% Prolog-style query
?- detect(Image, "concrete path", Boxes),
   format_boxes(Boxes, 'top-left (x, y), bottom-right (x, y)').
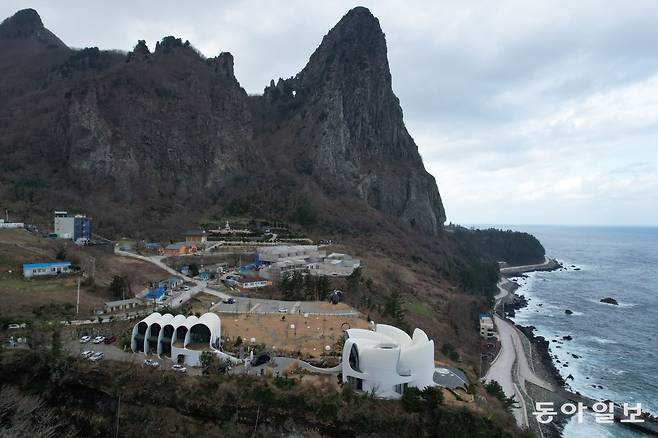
top-left (272, 356), bottom-right (341, 375)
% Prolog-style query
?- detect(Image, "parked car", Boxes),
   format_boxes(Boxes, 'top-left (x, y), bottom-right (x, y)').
top-left (182, 286), bottom-right (190, 291)
top-left (251, 353), bottom-right (271, 367)
top-left (143, 359), bottom-right (159, 368)
top-left (92, 336), bottom-right (105, 344)
top-left (80, 350), bottom-right (94, 359)
top-left (278, 307), bottom-right (288, 313)
top-left (104, 336), bottom-right (116, 344)
top-left (222, 297), bottom-right (236, 304)
top-left (79, 335), bottom-right (92, 344)
top-left (89, 352), bottom-right (104, 362)
top-left (172, 364), bottom-right (187, 373)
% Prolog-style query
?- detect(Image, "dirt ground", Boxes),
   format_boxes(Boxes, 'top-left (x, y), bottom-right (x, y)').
top-left (0, 229), bottom-right (168, 320)
top-left (220, 312), bottom-right (369, 359)
top-left (0, 275), bottom-right (105, 320)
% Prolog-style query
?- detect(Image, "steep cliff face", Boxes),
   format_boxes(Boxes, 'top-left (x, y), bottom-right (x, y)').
top-left (260, 8), bottom-right (446, 234)
top-left (0, 7), bottom-right (445, 236)
top-left (59, 38), bottom-right (258, 205)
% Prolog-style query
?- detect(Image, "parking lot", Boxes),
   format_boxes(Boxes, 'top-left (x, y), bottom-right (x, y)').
top-left (64, 332), bottom-right (201, 375)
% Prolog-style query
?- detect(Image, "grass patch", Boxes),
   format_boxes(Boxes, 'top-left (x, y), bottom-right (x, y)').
top-left (405, 300), bottom-right (432, 317)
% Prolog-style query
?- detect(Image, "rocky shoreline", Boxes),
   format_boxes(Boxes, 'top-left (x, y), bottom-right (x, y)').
top-left (500, 261), bottom-right (578, 437)
top-left (503, 262), bottom-right (587, 394)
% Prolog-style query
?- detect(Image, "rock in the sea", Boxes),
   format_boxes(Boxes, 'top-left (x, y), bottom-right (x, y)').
top-left (600, 297), bottom-right (619, 305)
top-left (574, 267), bottom-right (581, 270)
top-left (567, 374), bottom-right (574, 380)
top-left (562, 335), bottom-right (573, 341)
top-left (565, 309), bottom-right (573, 315)
top-left (572, 354), bottom-right (580, 359)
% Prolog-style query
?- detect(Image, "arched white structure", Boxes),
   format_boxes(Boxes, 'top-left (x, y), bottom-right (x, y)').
top-left (341, 324), bottom-right (437, 398)
top-left (132, 312), bottom-right (239, 367)
top-left (159, 314), bottom-right (187, 357)
top-left (131, 312), bottom-right (161, 353)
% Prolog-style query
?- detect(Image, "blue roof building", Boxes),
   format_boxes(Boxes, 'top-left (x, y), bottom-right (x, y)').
top-left (23, 261), bottom-right (72, 278)
top-left (144, 286), bottom-right (165, 301)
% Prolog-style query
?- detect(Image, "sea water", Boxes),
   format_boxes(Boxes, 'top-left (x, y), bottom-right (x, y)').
top-left (501, 225), bottom-right (658, 438)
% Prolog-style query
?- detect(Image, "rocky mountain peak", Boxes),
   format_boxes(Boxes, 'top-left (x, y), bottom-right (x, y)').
top-left (129, 39), bottom-right (151, 59)
top-left (260, 6), bottom-right (446, 234)
top-left (323, 6), bottom-right (385, 50)
top-left (154, 36), bottom-right (197, 55)
top-left (208, 52), bottom-right (236, 81)
top-left (0, 8), bottom-right (66, 47)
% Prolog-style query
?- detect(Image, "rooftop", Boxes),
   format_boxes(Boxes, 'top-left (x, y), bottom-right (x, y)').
top-left (23, 261), bottom-right (71, 269)
top-left (105, 298), bottom-right (142, 307)
top-left (165, 242), bottom-right (196, 250)
top-left (184, 228), bottom-right (207, 236)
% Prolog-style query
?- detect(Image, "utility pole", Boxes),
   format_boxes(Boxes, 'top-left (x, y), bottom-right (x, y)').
top-left (76, 277), bottom-right (81, 315)
top-left (114, 393), bottom-right (121, 438)
top-left (251, 405), bottom-right (260, 438)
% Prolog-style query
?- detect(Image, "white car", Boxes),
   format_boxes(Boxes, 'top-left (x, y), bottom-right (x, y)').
top-left (89, 352), bottom-right (104, 362)
top-left (278, 307), bottom-right (288, 313)
top-left (80, 350), bottom-right (94, 359)
top-left (172, 364), bottom-right (187, 373)
top-left (143, 359), bottom-right (159, 368)
top-left (79, 335), bottom-right (92, 344)
top-left (92, 336), bottom-right (105, 344)
top-left (182, 286), bottom-right (190, 291)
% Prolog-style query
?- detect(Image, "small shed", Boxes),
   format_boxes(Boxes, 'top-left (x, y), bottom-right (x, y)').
top-left (104, 298), bottom-right (142, 313)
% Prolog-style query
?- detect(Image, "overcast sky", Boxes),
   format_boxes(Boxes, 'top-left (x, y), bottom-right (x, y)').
top-left (3, 1), bottom-right (658, 226)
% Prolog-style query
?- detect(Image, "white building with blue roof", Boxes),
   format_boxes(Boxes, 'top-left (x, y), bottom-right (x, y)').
top-left (22, 261), bottom-right (72, 278)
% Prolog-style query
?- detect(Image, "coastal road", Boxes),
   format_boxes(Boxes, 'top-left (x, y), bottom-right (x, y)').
top-left (485, 314), bottom-right (528, 426)
top-left (499, 257), bottom-right (558, 276)
top-left (494, 278), bottom-right (513, 302)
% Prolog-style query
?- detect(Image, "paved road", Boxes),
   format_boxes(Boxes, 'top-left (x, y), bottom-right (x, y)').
top-left (486, 277), bottom-right (554, 428)
top-left (115, 247), bottom-right (231, 306)
top-left (212, 297), bottom-right (360, 316)
top-left (500, 257), bottom-right (559, 276)
top-left (494, 278), bottom-right (512, 302)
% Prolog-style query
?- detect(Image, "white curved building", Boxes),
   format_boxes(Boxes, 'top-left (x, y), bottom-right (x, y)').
top-left (341, 324), bottom-right (437, 398)
top-left (132, 312), bottom-right (235, 366)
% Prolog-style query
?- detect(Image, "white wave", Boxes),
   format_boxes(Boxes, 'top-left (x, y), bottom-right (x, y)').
top-left (590, 336), bottom-right (618, 345)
